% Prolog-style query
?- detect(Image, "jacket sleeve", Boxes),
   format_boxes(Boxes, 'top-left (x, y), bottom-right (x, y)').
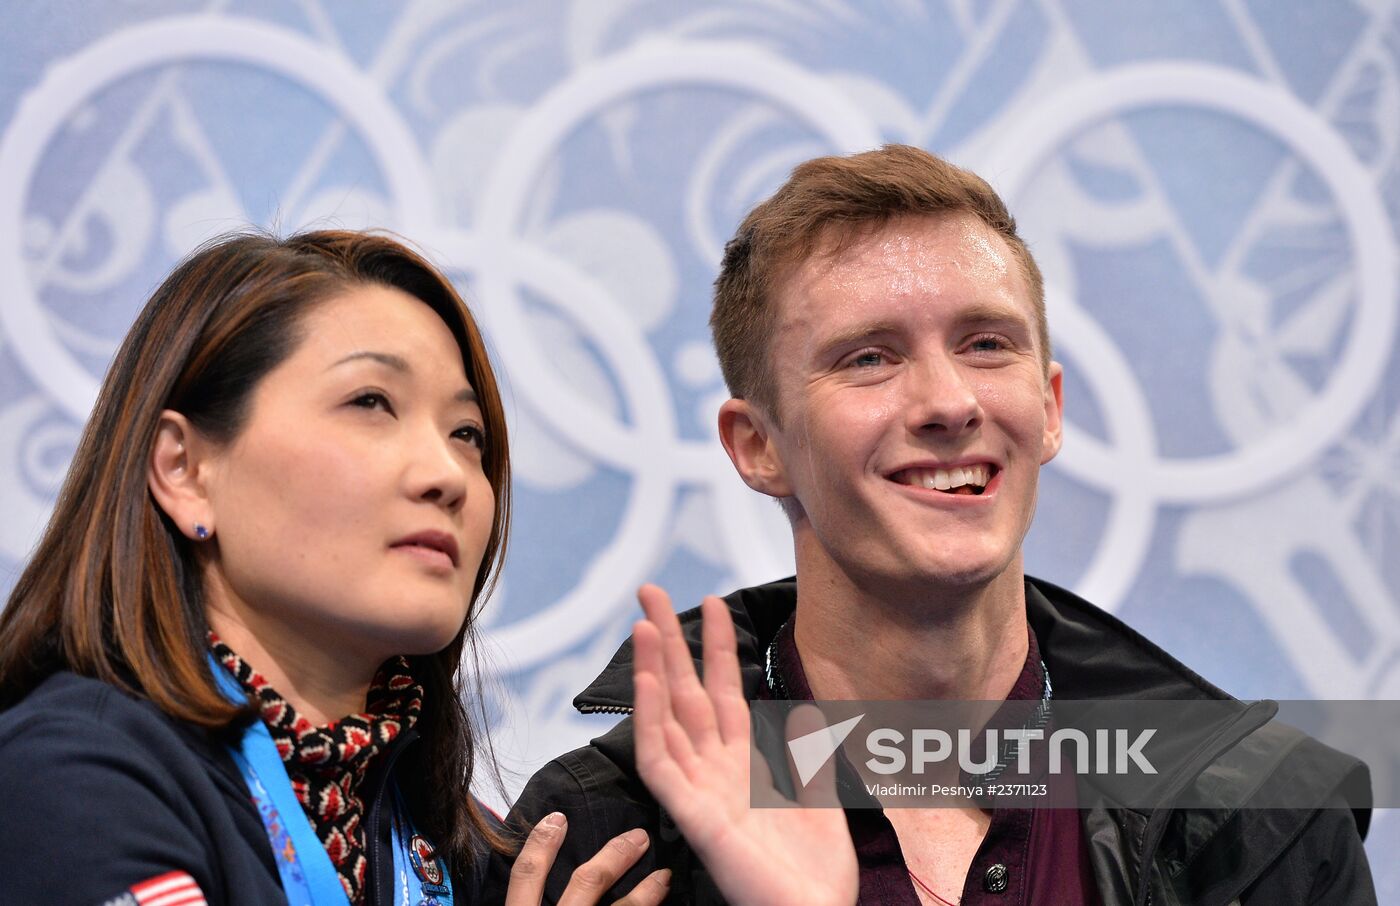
top-left (1240, 804), bottom-right (1377, 906)
top-left (0, 705), bottom-right (224, 905)
top-left (499, 751), bottom-right (672, 904)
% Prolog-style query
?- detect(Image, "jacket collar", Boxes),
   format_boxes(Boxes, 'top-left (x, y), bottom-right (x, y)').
top-left (572, 574), bottom-right (1231, 713)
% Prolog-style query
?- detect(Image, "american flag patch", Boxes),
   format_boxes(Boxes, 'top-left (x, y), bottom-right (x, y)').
top-left (126, 871), bottom-right (208, 906)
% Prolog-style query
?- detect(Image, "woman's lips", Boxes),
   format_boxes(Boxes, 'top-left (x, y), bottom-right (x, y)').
top-left (390, 530), bottom-right (459, 572)
top-left (392, 543), bottom-right (456, 572)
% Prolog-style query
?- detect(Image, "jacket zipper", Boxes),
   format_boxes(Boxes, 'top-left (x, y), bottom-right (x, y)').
top-left (575, 703), bottom-right (634, 715)
top-left (1132, 700), bottom-right (1277, 906)
top-left (365, 734), bottom-right (415, 906)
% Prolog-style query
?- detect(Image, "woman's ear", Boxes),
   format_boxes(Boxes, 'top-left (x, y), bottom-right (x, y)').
top-left (148, 410), bottom-right (217, 541)
top-left (717, 398), bottom-right (793, 498)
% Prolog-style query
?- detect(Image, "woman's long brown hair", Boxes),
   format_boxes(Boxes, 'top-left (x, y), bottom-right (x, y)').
top-left (0, 229), bottom-right (511, 868)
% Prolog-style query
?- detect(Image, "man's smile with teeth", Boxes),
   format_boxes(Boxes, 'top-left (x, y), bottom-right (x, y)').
top-left (889, 464), bottom-right (994, 495)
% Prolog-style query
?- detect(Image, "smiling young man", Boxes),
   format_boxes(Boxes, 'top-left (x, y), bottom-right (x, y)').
top-left (508, 145), bottom-right (1376, 905)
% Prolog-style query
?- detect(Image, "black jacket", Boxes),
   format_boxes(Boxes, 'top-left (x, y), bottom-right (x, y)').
top-left (0, 670), bottom-right (494, 905)
top-left (504, 577), bottom-right (1376, 906)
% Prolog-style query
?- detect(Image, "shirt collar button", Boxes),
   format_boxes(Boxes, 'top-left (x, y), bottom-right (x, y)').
top-left (983, 863), bottom-right (1009, 893)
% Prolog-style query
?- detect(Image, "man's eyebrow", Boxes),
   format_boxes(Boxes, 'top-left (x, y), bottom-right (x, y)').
top-left (956, 301), bottom-right (1033, 328)
top-left (814, 322), bottom-right (902, 356)
top-left (331, 351), bottom-right (478, 404)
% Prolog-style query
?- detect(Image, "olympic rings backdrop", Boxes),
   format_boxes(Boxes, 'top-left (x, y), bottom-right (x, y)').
top-left (1, 2), bottom-right (1396, 892)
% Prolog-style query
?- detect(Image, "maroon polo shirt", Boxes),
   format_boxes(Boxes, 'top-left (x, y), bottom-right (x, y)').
top-left (768, 618), bottom-right (1104, 906)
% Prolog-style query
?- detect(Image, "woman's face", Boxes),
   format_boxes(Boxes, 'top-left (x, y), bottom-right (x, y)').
top-left (200, 284), bottom-right (495, 665)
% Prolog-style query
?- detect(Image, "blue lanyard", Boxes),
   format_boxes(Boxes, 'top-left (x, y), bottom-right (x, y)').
top-left (210, 657), bottom-right (455, 906)
top-left (210, 658), bottom-right (350, 906)
top-left (390, 789), bottom-right (455, 906)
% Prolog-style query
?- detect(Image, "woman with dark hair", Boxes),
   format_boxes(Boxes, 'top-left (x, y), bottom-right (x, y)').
top-left (0, 231), bottom-right (673, 905)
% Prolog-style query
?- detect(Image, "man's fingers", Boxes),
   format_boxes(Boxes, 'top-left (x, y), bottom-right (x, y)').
top-left (505, 812), bottom-right (567, 906)
top-left (633, 619), bottom-right (702, 774)
top-left (632, 619), bottom-right (670, 708)
top-left (700, 594), bottom-right (748, 745)
top-left (557, 828), bottom-right (652, 906)
top-left (633, 666), bottom-right (697, 796)
top-left (636, 584), bottom-right (678, 632)
top-left (788, 704), bottom-right (845, 810)
top-left (637, 584), bottom-right (694, 688)
top-left (750, 735), bottom-right (785, 807)
top-left (634, 618), bottom-right (709, 813)
top-left (609, 869), bottom-right (672, 906)
top-left (638, 584), bottom-right (720, 748)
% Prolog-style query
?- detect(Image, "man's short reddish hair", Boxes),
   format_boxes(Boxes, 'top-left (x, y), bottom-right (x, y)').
top-left (710, 144), bottom-right (1048, 417)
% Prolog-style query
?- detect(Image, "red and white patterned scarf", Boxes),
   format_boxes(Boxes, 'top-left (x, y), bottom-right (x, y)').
top-left (209, 634), bottom-right (423, 904)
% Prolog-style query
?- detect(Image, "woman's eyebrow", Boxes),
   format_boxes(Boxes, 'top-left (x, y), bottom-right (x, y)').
top-left (331, 351), bottom-right (477, 404)
top-left (329, 350), bottom-right (410, 372)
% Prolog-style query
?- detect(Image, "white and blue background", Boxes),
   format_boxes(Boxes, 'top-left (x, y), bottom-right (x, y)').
top-left (1, 1), bottom-right (1396, 895)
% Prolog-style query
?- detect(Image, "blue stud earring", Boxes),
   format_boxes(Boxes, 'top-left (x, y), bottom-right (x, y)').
top-left (194, 524), bottom-right (210, 540)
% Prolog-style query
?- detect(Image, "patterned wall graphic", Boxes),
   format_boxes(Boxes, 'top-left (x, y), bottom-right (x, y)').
top-left (1, 1), bottom-right (1396, 893)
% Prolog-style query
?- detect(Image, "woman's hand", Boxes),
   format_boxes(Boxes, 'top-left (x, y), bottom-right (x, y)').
top-left (631, 584), bottom-right (859, 906)
top-left (506, 814), bottom-right (670, 906)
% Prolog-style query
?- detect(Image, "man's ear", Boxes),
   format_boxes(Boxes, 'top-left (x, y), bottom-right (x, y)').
top-left (147, 410), bottom-right (218, 541)
top-left (717, 398), bottom-right (794, 498)
top-left (1040, 361), bottom-right (1064, 465)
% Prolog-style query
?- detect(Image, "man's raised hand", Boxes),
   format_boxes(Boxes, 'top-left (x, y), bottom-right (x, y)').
top-left (631, 584), bottom-right (858, 906)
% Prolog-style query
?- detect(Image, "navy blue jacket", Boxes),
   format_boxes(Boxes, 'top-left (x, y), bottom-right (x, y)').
top-left (0, 671), bottom-right (494, 905)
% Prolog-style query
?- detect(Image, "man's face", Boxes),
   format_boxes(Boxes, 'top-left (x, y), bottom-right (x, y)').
top-left (754, 212), bottom-right (1063, 594)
